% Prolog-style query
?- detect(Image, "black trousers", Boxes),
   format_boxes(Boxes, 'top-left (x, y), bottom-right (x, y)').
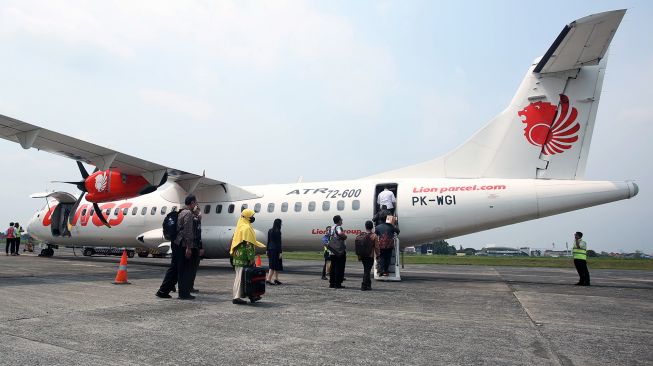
top-left (380, 248), bottom-right (394, 273)
top-left (189, 251), bottom-right (201, 290)
top-left (5, 238), bottom-right (11, 254)
top-left (14, 238), bottom-right (20, 253)
top-left (329, 255), bottom-right (346, 287)
top-left (574, 259), bottom-right (590, 285)
top-left (361, 257), bottom-right (373, 289)
top-left (159, 245), bottom-right (197, 297)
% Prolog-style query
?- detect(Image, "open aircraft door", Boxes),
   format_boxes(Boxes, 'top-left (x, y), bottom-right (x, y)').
top-left (373, 183), bottom-right (401, 281)
top-left (30, 191), bottom-right (78, 237)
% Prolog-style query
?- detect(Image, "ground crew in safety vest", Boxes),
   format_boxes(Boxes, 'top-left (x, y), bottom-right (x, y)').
top-left (573, 231), bottom-right (590, 286)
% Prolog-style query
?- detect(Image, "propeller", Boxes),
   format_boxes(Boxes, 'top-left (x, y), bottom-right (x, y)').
top-left (59, 161), bottom-right (111, 228)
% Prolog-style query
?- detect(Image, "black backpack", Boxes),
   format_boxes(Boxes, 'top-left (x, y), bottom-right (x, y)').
top-left (355, 232), bottom-right (374, 258)
top-left (162, 209), bottom-right (184, 241)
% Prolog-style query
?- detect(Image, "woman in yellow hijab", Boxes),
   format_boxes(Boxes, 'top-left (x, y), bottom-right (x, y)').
top-left (231, 208), bottom-right (266, 304)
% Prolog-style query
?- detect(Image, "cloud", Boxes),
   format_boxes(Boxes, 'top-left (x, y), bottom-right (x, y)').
top-left (137, 88), bottom-right (214, 118)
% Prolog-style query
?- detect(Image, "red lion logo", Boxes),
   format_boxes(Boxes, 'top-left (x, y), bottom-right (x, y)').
top-left (518, 94), bottom-right (579, 155)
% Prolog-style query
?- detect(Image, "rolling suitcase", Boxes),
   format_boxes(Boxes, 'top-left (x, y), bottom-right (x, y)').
top-left (244, 266), bottom-right (266, 300)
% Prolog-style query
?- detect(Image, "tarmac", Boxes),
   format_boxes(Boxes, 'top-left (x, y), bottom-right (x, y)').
top-left (0, 249), bottom-right (651, 366)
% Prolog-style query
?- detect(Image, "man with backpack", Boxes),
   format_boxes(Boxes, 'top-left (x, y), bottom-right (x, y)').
top-left (375, 220), bottom-right (400, 276)
top-left (156, 194), bottom-right (199, 300)
top-left (355, 221), bottom-right (379, 291)
top-left (328, 215), bottom-right (347, 289)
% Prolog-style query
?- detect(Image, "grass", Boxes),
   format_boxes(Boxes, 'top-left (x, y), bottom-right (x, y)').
top-left (281, 252), bottom-right (653, 270)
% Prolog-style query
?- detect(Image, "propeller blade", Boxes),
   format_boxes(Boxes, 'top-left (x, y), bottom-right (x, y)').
top-left (77, 161), bottom-right (90, 179)
top-left (52, 180), bottom-right (86, 192)
top-left (93, 202), bottom-right (111, 228)
top-left (67, 192), bottom-right (85, 229)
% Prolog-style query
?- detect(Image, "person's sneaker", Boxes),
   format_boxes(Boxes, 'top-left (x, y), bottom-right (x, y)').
top-left (155, 291), bottom-right (172, 299)
top-left (321, 276), bottom-right (328, 280)
top-left (190, 288), bottom-right (199, 293)
top-left (266, 281), bottom-right (275, 285)
top-left (249, 296), bottom-right (262, 304)
top-left (274, 280), bottom-right (283, 285)
top-left (232, 298), bottom-right (247, 305)
top-left (178, 295), bottom-right (196, 300)
top-left (335, 285), bottom-right (346, 289)
top-left (329, 285), bottom-right (336, 288)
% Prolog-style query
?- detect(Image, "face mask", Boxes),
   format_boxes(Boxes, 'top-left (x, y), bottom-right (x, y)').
top-left (249, 216), bottom-right (256, 223)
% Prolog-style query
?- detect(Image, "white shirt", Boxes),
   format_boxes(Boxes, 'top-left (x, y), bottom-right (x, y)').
top-left (377, 189), bottom-right (396, 209)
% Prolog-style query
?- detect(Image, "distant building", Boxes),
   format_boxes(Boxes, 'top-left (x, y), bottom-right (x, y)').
top-left (477, 245), bottom-right (529, 256)
top-left (543, 250), bottom-right (572, 258)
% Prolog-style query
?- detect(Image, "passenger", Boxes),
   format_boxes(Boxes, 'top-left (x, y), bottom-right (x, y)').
top-left (230, 208), bottom-right (266, 304)
top-left (189, 205), bottom-right (203, 293)
top-left (328, 215), bottom-right (347, 289)
top-left (377, 187), bottom-right (396, 214)
top-left (373, 205), bottom-right (391, 226)
top-left (321, 225), bottom-right (331, 280)
top-left (375, 220), bottom-right (400, 276)
top-left (358, 220), bottom-right (379, 291)
top-left (266, 218), bottom-right (283, 285)
top-left (573, 231), bottom-right (591, 286)
top-left (13, 223), bottom-right (22, 255)
top-left (5, 222), bottom-right (14, 256)
top-left (156, 194), bottom-right (198, 300)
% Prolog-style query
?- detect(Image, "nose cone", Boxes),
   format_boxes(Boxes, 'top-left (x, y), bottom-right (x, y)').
top-left (628, 181), bottom-right (639, 198)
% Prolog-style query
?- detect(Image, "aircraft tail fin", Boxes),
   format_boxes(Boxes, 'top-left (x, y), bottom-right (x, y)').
top-left (368, 9), bottom-right (625, 180)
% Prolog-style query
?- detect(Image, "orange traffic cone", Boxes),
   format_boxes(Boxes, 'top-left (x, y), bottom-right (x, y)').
top-left (113, 249), bottom-right (131, 285)
top-left (255, 255), bottom-right (262, 267)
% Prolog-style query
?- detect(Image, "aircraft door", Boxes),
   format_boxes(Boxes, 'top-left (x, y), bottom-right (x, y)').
top-left (373, 183), bottom-right (401, 281)
top-left (373, 183), bottom-right (398, 218)
top-left (50, 203), bottom-right (74, 237)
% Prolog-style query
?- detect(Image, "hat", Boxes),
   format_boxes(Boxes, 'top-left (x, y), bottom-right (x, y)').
top-left (241, 208), bottom-right (255, 218)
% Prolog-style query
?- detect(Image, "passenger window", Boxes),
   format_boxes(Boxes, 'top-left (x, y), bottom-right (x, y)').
top-left (308, 201), bottom-right (316, 212)
top-left (337, 200), bottom-right (345, 211)
top-left (132, 207), bottom-right (138, 215)
top-left (216, 204), bottom-right (223, 214)
top-left (171, 206), bottom-right (178, 212)
top-left (254, 203), bottom-right (261, 213)
top-left (204, 205), bottom-right (211, 214)
top-left (123, 207), bottom-right (129, 215)
top-left (281, 202), bottom-right (288, 212)
top-left (151, 207), bottom-right (157, 215)
top-left (228, 204), bottom-right (235, 214)
top-left (241, 204), bottom-right (248, 212)
top-left (352, 200), bottom-right (360, 210)
top-left (114, 208), bottom-right (120, 216)
top-left (141, 207), bottom-right (147, 215)
top-left (294, 202), bottom-right (302, 212)
top-left (89, 209), bottom-right (95, 217)
top-left (267, 203), bottom-right (275, 213)
top-left (161, 206), bottom-right (167, 215)
top-left (322, 201), bottom-right (330, 211)
top-left (82, 209), bottom-right (87, 216)
top-left (105, 208), bottom-right (111, 216)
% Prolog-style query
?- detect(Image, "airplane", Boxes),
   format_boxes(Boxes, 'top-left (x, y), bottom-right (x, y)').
top-left (0, 10), bottom-right (638, 261)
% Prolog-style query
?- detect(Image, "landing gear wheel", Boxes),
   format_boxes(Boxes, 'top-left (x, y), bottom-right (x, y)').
top-left (83, 248), bottom-right (94, 257)
top-left (137, 252), bottom-right (149, 258)
top-left (127, 251), bottom-right (135, 258)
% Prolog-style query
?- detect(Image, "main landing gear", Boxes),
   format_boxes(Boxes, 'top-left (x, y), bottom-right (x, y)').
top-left (39, 244), bottom-right (57, 257)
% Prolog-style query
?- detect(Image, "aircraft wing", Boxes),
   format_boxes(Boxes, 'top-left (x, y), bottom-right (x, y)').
top-left (0, 113), bottom-right (259, 199)
top-left (534, 9), bottom-right (626, 73)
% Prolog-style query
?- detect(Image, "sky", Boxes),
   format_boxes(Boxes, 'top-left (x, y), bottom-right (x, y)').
top-left (0, 0), bottom-right (651, 254)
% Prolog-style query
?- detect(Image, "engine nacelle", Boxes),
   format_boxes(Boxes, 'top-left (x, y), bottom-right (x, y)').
top-left (84, 170), bottom-right (165, 203)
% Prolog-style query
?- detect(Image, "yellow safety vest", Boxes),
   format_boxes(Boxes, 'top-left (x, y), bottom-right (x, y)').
top-left (572, 240), bottom-right (587, 260)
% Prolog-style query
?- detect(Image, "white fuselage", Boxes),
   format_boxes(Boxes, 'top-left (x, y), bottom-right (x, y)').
top-left (27, 178), bottom-right (637, 258)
